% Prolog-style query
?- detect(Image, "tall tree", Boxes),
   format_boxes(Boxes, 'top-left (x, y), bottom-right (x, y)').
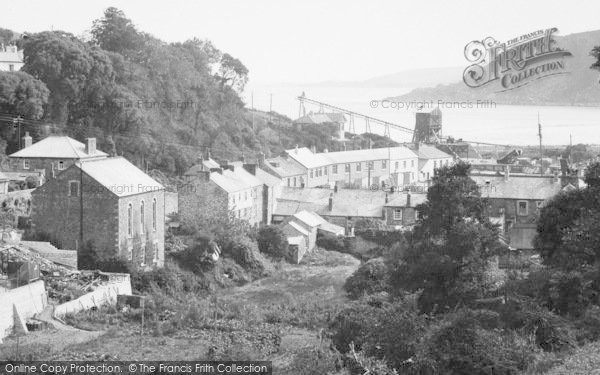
top-left (21, 31), bottom-right (115, 123)
top-left (91, 7), bottom-right (144, 60)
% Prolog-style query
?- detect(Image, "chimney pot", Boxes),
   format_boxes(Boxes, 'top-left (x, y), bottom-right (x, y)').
top-left (258, 152), bottom-right (265, 167)
top-left (22, 132), bottom-right (32, 149)
top-left (85, 138), bottom-right (96, 155)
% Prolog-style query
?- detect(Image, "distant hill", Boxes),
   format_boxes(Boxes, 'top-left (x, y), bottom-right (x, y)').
top-left (387, 30), bottom-right (600, 106)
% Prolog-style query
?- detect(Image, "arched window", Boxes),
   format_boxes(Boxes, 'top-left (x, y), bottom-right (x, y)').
top-left (140, 200), bottom-right (145, 233)
top-left (127, 203), bottom-right (133, 236)
top-left (152, 198), bottom-right (157, 231)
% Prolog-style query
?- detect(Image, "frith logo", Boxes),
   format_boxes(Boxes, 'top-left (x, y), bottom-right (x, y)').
top-left (463, 28), bottom-right (572, 92)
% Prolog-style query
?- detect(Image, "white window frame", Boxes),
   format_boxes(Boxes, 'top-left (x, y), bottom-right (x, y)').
top-left (23, 160), bottom-right (30, 170)
top-left (393, 209), bottom-right (403, 221)
top-left (517, 200), bottom-right (529, 216)
top-left (58, 160), bottom-right (65, 170)
top-left (333, 165), bottom-right (338, 174)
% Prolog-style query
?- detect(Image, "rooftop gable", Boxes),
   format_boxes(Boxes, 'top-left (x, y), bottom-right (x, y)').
top-left (10, 136), bottom-right (108, 159)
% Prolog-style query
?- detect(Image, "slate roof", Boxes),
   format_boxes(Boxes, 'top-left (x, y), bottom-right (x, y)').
top-left (406, 144), bottom-right (452, 160)
top-left (292, 210), bottom-right (324, 228)
top-left (275, 187), bottom-right (399, 218)
top-left (228, 162), bottom-right (263, 188)
top-left (209, 170), bottom-right (252, 193)
top-left (325, 147), bottom-right (417, 164)
top-left (285, 146), bottom-right (417, 169)
top-left (10, 136), bottom-right (108, 159)
top-left (76, 157), bottom-right (164, 197)
top-left (286, 221), bottom-right (310, 236)
top-left (384, 193), bottom-right (427, 208)
top-left (252, 167), bottom-right (282, 187)
top-left (185, 159), bottom-right (263, 194)
top-left (285, 147), bottom-right (331, 169)
top-left (470, 174), bottom-right (563, 200)
top-left (294, 112), bottom-right (346, 124)
top-left (265, 156), bottom-right (306, 177)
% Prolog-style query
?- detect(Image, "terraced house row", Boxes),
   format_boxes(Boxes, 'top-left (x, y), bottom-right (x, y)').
top-left (262, 144), bottom-right (453, 189)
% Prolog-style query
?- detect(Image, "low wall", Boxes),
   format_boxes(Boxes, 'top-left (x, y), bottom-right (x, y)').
top-left (0, 280), bottom-right (47, 341)
top-left (53, 273), bottom-right (132, 318)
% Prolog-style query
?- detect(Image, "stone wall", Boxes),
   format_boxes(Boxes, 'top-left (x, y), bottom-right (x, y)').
top-left (53, 273), bottom-right (131, 318)
top-left (0, 280), bottom-right (47, 342)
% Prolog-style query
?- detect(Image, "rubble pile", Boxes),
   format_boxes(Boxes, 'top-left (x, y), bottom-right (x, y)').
top-left (45, 271), bottom-right (113, 304)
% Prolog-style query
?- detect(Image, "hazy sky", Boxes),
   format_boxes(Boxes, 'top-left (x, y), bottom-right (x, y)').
top-left (2, 0), bottom-right (600, 84)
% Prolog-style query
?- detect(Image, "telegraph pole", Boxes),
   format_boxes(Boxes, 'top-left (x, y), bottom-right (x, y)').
top-left (538, 113), bottom-right (543, 176)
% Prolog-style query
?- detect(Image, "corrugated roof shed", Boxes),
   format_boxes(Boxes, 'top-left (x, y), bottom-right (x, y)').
top-left (10, 136), bottom-right (108, 159)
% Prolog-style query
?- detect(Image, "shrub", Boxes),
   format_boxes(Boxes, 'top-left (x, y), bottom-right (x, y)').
top-left (317, 232), bottom-right (346, 252)
top-left (498, 301), bottom-right (576, 352)
top-left (329, 297), bottom-right (387, 353)
top-left (344, 258), bottom-right (389, 299)
top-left (257, 225), bottom-right (288, 259)
top-left (418, 309), bottom-right (536, 374)
top-left (222, 236), bottom-right (271, 277)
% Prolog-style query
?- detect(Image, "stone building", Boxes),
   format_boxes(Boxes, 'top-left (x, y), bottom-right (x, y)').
top-left (470, 172), bottom-right (567, 249)
top-left (383, 192), bottom-right (426, 228)
top-left (0, 45), bottom-right (23, 72)
top-left (30, 157), bottom-right (165, 268)
top-left (180, 158), bottom-right (264, 227)
top-left (9, 134), bottom-right (108, 183)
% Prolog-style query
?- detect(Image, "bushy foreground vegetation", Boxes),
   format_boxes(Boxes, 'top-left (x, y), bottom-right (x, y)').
top-left (320, 162), bottom-right (600, 374)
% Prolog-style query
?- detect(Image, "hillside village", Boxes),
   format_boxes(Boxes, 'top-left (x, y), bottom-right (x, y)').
top-left (3, 7), bottom-right (600, 374)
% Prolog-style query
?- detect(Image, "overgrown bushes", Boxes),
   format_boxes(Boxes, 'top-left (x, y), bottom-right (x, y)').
top-left (344, 258), bottom-right (389, 299)
top-left (257, 225), bottom-right (288, 259)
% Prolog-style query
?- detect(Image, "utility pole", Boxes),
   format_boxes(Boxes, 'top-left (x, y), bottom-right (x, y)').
top-left (538, 113), bottom-right (543, 176)
top-left (13, 116), bottom-right (23, 149)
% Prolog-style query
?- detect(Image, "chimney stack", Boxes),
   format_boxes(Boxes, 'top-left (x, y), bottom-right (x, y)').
top-left (503, 165), bottom-right (510, 181)
top-left (385, 192), bottom-right (389, 204)
top-left (257, 152), bottom-right (265, 167)
top-left (85, 138), bottom-right (96, 155)
top-left (310, 145), bottom-right (316, 154)
top-left (240, 153), bottom-right (246, 163)
top-left (328, 193), bottom-right (334, 211)
top-left (22, 132), bottom-right (32, 149)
